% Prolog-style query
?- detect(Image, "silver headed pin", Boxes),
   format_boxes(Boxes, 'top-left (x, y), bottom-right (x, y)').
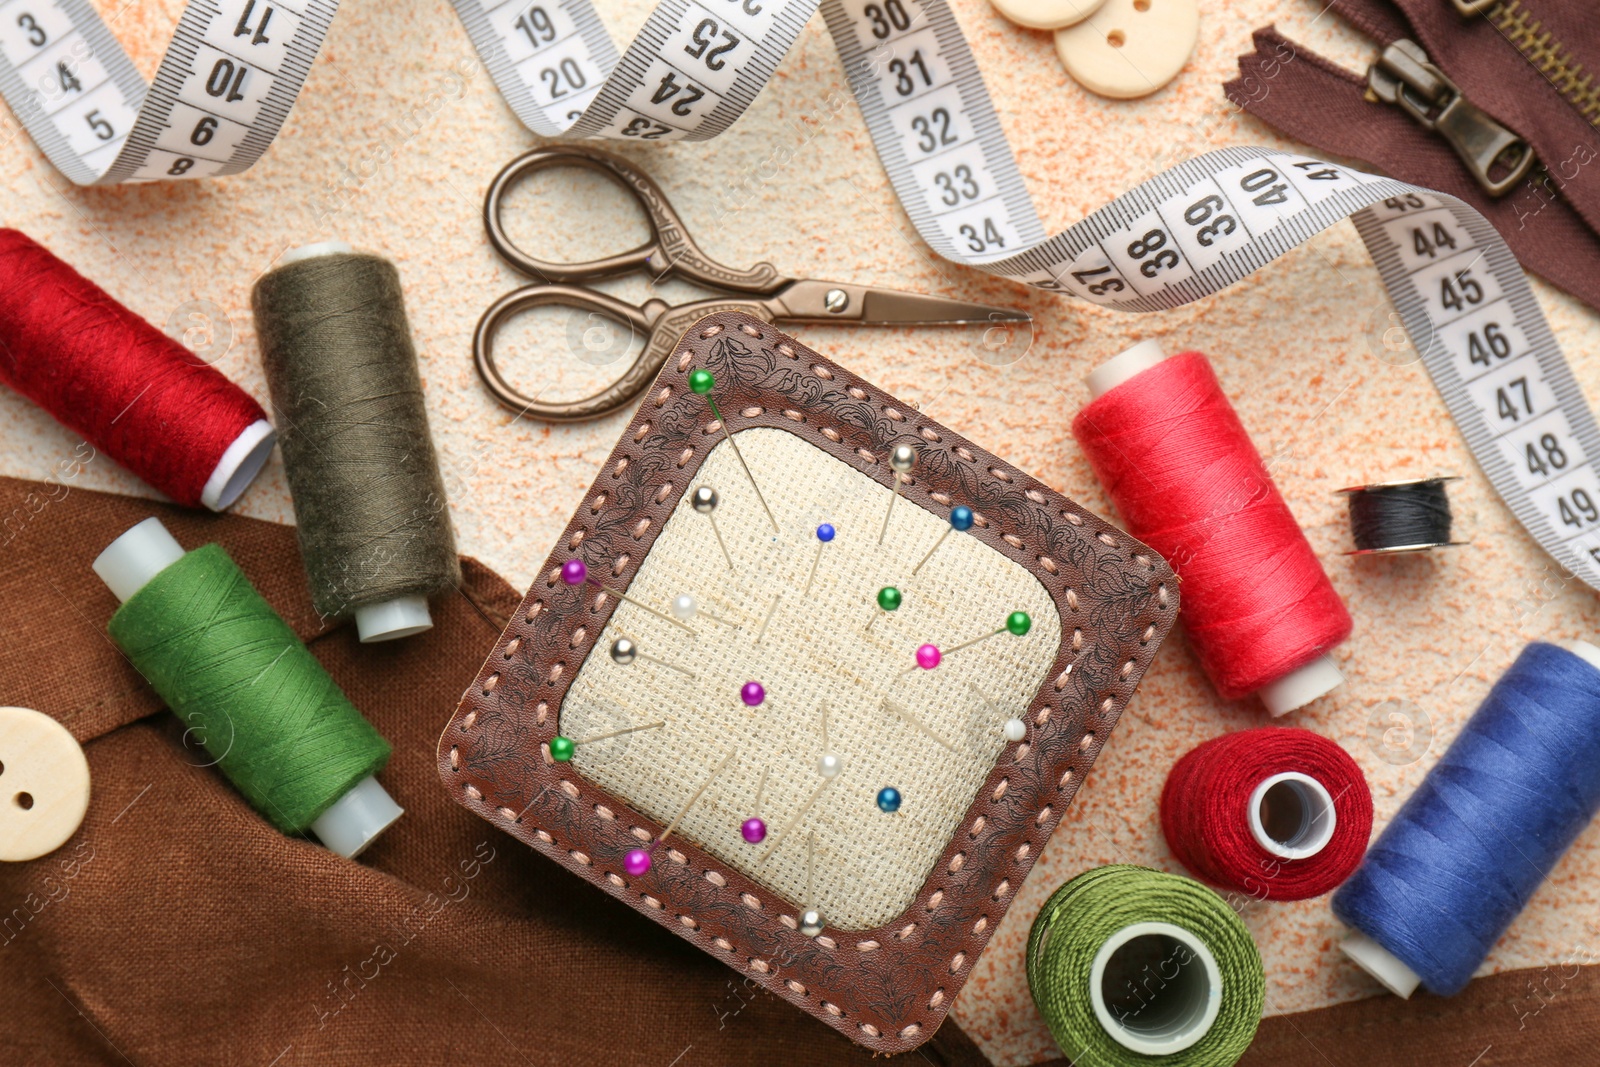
top-left (879, 444), bottom-right (917, 545)
top-left (799, 832), bottom-right (824, 938)
top-left (691, 486), bottom-right (737, 573)
top-left (611, 636), bottom-right (697, 678)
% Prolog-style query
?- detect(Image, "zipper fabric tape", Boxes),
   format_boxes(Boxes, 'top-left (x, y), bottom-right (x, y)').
top-left (4, 0), bottom-right (1598, 587)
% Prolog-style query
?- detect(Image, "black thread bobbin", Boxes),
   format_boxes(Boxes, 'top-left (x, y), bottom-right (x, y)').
top-left (1337, 477), bottom-right (1461, 555)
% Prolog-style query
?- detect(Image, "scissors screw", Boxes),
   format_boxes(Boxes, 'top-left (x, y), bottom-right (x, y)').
top-left (824, 289), bottom-right (850, 314)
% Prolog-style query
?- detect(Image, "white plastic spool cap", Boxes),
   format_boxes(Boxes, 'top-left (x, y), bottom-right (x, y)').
top-left (1089, 921), bottom-right (1223, 1055)
top-left (1340, 930), bottom-right (1422, 999)
top-left (201, 418), bottom-right (277, 512)
top-left (1248, 771), bottom-right (1336, 860)
top-left (355, 596), bottom-right (434, 643)
top-left (1564, 639), bottom-right (1600, 673)
top-left (197, 235), bottom-right (346, 514)
top-left (93, 516), bottom-right (186, 603)
top-left (279, 240), bottom-right (355, 264)
top-left (1257, 656), bottom-right (1344, 717)
top-left (1085, 338), bottom-right (1169, 400)
top-left (92, 517), bottom-right (404, 858)
top-left (310, 774), bottom-right (404, 859)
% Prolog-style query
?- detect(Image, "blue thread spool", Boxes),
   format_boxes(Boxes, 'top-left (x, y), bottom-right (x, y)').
top-left (1333, 641), bottom-right (1600, 997)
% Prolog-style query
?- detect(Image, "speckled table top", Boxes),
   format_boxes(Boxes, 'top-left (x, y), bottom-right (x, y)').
top-left (4, 0), bottom-right (1600, 1062)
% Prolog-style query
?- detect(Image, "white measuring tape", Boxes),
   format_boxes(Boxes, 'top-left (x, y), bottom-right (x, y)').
top-left (4, 0), bottom-right (1598, 590)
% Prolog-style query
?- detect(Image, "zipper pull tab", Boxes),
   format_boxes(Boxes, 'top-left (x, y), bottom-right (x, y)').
top-left (1367, 38), bottom-right (1535, 197)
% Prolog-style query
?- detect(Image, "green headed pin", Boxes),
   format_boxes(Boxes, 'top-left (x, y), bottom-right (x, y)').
top-left (691, 369), bottom-right (777, 533)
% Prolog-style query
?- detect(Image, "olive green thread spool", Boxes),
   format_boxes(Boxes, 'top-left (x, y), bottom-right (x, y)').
top-left (1027, 865), bottom-right (1264, 1067)
top-left (95, 517), bottom-right (402, 857)
top-left (252, 242), bottom-right (459, 643)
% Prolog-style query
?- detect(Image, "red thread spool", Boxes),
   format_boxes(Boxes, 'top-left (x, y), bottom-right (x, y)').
top-left (0, 229), bottom-right (273, 510)
top-left (1072, 342), bottom-right (1351, 714)
top-left (1160, 728), bottom-right (1372, 901)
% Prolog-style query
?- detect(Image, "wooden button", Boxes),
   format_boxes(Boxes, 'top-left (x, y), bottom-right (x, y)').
top-left (989, 0), bottom-right (1105, 32)
top-left (1054, 0), bottom-right (1198, 99)
top-left (0, 707), bottom-right (90, 861)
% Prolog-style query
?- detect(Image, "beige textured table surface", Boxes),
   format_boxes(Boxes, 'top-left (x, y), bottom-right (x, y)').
top-left (5, 0), bottom-right (1600, 1063)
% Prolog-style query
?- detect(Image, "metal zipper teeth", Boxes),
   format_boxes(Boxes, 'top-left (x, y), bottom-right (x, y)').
top-left (1485, 0), bottom-right (1600, 129)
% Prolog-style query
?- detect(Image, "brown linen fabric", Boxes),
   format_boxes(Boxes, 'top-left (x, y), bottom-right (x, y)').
top-left (1037, 962), bottom-right (1600, 1067)
top-left (0, 474), bottom-right (989, 1066)
top-left (4, 469), bottom-right (1596, 1067)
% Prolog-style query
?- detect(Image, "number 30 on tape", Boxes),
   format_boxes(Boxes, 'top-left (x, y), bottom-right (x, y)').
top-left (2, 0), bottom-right (1597, 593)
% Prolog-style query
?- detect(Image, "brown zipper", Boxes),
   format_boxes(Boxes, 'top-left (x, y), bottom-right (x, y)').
top-left (1365, 37), bottom-right (1535, 196)
top-left (1480, 0), bottom-right (1600, 130)
top-left (1224, 23), bottom-right (1600, 314)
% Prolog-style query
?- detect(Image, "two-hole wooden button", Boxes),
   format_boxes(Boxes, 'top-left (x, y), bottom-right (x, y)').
top-left (0, 706), bottom-right (90, 862)
top-left (1053, 0), bottom-right (1199, 99)
top-left (988, 0), bottom-right (1104, 32)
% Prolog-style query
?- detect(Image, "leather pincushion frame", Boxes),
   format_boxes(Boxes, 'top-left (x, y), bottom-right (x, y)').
top-left (438, 310), bottom-right (1177, 1054)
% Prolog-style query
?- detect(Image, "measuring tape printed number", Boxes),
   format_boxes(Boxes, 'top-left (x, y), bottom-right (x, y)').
top-left (4, 0), bottom-right (1597, 593)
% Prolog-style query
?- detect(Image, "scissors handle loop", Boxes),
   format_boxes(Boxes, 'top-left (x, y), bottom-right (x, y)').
top-left (474, 287), bottom-right (782, 422)
top-left (484, 146), bottom-right (784, 294)
top-left (474, 285), bottom-right (670, 423)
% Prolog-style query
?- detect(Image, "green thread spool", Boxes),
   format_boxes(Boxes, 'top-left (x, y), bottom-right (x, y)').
top-left (94, 517), bottom-right (401, 858)
top-left (252, 242), bottom-right (459, 643)
top-left (1027, 865), bottom-right (1263, 1067)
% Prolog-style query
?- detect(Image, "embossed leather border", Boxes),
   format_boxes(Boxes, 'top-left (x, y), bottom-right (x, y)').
top-left (437, 310), bottom-right (1177, 1053)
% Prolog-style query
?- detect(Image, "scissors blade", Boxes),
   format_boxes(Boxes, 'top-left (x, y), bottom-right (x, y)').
top-left (768, 279), bottom-right (1030, 326)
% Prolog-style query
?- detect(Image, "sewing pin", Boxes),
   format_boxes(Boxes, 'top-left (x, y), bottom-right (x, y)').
top-left (876, 786), bottom-right (902, 813)
top-left (865, 585), bottom-right (902, 634)
top-left (804, 523), bottom-right (835, 596)
top-left (912, 505), bottom-right (974, 575)
top-left (758, 775), bottom-right (833, 865)
top-left (799, 832), bottom-right (824, 938)
top-left (878, 444), bottom-right (917, 545)
top-left (671, 593), bottom-right (738, 628)
top-left (691, 486), bottom-right (736, 573)
top-left (624, 745), bottom-right (738, 876)
top-left (882, 696), bottom-right (956, 751)
top-left (741, 767), bottom-right (769, 844)
top-left (755, 593), bottom-right (782, 645)
top-left (611, 636), bottom-right (696, 678)
top-left (561, 559), bottom-right (695, 635)
top-left (969, 681), bottom-right (1027, 743)
top-left (901, 610), bottom-right (1031, 675)
top-left (897, 642), bottom-right (943, 677)
top-left (690, 370), bottom-right (778, 533)
top-left (818, 701), bottom-right (844, 778)
top-left (944, 611), bottom-right (1033, 659)
top-left (549, 720), bottom-right (666, 762)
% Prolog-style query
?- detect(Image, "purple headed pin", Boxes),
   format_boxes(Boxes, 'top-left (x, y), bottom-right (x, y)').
top-left (561, 559), bottom-right (588, 585)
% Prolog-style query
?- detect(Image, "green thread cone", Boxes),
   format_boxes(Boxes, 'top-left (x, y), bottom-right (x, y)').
top-left (107, 543), bottom-right (391, 834)
top-left (1027, 865), bottom-right (1264, 1067)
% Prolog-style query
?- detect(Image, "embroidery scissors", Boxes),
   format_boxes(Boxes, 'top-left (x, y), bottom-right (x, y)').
top-left (475, 145), bottom-right (1031, 422)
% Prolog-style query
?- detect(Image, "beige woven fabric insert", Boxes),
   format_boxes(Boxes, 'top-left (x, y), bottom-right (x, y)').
top-left (561, 428), bottom-right (1060, 930)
